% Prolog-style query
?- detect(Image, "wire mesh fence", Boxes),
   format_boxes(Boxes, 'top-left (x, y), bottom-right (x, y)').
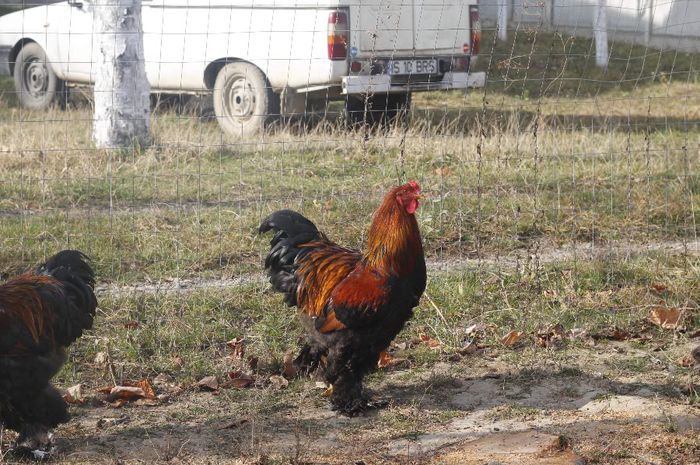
top-left (0, 0), bottom-right (698, 462)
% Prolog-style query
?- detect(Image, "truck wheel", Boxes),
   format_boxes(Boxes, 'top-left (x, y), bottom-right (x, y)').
top-left (345, 93), bottom-right (411, 128)
top-left (13, 42), bottom-right (63, 110)
top-left (213, 62), bottom-right (279, 137)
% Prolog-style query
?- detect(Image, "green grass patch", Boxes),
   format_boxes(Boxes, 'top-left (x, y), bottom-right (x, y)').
top-left (474, 29), bottom-right (700, 98)
top-left (55, 251), bottom-right (700, 390)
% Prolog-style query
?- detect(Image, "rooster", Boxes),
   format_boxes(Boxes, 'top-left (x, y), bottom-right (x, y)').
top-left (0, 250), bottom-right (97, 455)
top-left (260, 181), bottom-right (426, 414)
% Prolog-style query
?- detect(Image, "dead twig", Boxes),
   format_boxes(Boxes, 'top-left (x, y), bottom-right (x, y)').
top-left (423, 291), bottom-right (450, 328)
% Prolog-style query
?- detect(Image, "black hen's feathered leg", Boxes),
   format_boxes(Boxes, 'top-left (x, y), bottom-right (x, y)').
top-left (6, 385), bottom-right (68, 453)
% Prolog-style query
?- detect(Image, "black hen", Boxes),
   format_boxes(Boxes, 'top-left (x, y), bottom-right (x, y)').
top-left (0, 250), bottom-right (97, 454)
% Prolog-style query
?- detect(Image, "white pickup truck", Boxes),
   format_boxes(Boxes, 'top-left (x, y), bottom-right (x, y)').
top-left (0, 0), bottom-right (485, 136)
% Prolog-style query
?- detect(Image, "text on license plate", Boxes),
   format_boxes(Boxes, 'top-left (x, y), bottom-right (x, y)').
top-left (387, 59), bottom-right (438, 75)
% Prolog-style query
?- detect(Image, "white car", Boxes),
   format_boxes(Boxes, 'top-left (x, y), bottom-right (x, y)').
top-left (0, 0), bottom-right (485, 136)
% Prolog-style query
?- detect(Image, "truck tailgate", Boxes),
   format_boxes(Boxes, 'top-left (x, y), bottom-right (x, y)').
top-left (414, 0), bottom-right (470, 52)
top-left (354, 0), bottom-right (470, 55)
top-left (358, 1), bottom-right (413, 53)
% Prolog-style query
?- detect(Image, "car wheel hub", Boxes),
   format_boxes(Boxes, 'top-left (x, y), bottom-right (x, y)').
top-left (225, 76), bottom-right (256, 121)
top-left (24, 58), bottom-right (48, 97)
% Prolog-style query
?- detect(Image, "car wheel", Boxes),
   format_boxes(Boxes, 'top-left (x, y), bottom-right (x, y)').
top-left (345, 93), bottom-right (411, 128)
top-left (13, 42), bottom-right (63, 110)
top-left (212, 62), bottom-right (279, 137)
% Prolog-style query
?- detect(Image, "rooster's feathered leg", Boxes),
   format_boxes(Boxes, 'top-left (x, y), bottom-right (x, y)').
top-left (324, 342), bottom-right (388, 415)
top-left (293, 342), bottom-right (325, 376)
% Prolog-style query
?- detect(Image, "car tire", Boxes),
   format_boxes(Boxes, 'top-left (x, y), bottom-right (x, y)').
top-left (345, 93), bottom-right (411, 128)
top-left (13, 42), bottom-right (63, 110)
top-left (212, 62), bottom-right (279, 137)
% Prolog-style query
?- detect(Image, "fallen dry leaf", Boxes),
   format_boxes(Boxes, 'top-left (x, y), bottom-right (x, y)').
top-left (104, 379), bottom-right (159, 405)
top-left (124, 321), bottom-right (140, 330)
top-left (419, 334), bottom-right (441, 348)
top-left (501, 330), bottom-right (524, 347)
top-left (282, 352), bottom-right (297, 378)
top-left (224, 371), bottom-right (254, 389)
top-left (64, 384), bottom-right (85, 404)
top-left (377, 351), bottom-right (395, 368)
top-left (226, 337), bottom-right (245, 360)
top-left (268, 375), bottom-right (289, 390)
top-left (650, 283), bottom-right (668, 293)
top-left (536, 323), bottom-right (566, 348)
top-left (109, 399), bottom-right (128, 408)
top-left (197, 376), bottom-right (219, 392)
top-left (377, 351), bottom-right (408, 369)
top-left (135, 379), bottom-right (157, 400)
top-left (110, 386), bottom-right (146, 400)
top-left (649, 307), bottom-right (683, 330)
top-left (322, 385), bottom-right (334, 398)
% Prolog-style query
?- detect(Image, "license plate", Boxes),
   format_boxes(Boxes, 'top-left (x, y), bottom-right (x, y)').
top-left (387, 59), bottom-right (438, 75)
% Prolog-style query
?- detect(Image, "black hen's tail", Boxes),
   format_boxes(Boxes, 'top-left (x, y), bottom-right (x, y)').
top-left (259, 210), bottom-right (321, 306)
top-left (35, 250), bottom-right (97, 347)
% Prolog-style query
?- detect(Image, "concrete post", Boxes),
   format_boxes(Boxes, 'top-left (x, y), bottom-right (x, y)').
top-left (593, 0), bottom-right (609, 70)
top-left (498, 0), bottom-right (508, 41)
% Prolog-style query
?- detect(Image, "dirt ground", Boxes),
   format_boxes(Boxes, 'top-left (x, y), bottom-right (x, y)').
top-left (2, 340), bottom-right (696, 465)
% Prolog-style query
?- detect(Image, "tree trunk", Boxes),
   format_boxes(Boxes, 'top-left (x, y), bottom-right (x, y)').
top-left (93, 0), bottom-right (150, 149)
top-left (593, 0), bottom-right (609, 70)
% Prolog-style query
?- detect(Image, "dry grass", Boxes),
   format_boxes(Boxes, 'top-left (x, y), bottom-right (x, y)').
top-left (0, 79), bottom-right (699, 282)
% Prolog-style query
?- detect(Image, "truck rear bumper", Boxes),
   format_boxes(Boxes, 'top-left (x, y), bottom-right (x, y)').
top-left (342, 72), bottom-right (485, 95)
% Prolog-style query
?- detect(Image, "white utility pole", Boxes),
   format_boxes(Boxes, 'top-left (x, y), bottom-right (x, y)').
top-left (498, 0), bottom-right (508, 41)
top-left (593, 0), bottom-right (609, 69)
top-left (93, 0), bottom-right (151, 149)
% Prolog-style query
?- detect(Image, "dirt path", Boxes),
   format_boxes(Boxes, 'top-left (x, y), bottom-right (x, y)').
top-left (15, 341), bottom-right (696, 464)
top-left (96, 239), bottom-right (700, 297)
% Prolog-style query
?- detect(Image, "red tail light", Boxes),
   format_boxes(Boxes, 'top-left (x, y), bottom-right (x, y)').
top-left (328, 11), bottom-right (348, 61)
top-left (469, 5), bottom-right (480, 56)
